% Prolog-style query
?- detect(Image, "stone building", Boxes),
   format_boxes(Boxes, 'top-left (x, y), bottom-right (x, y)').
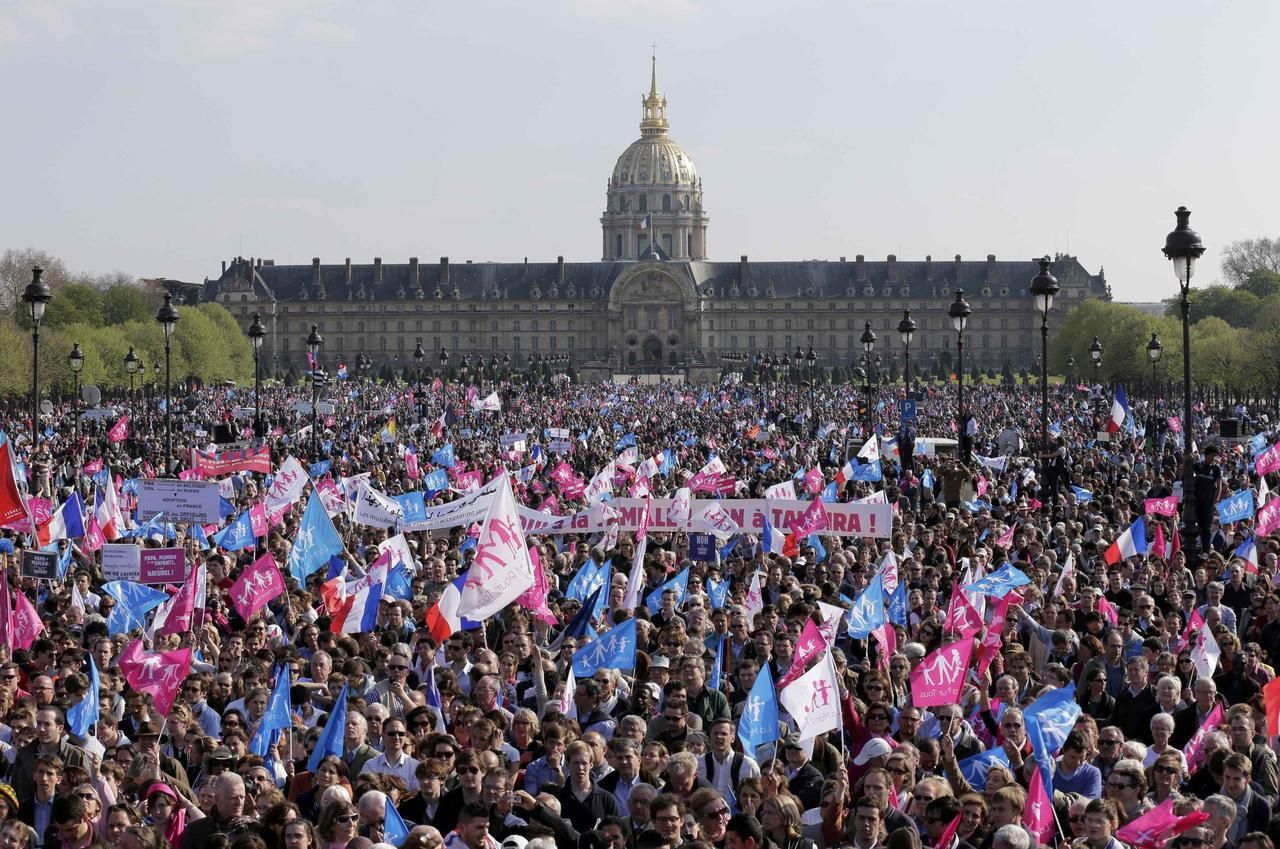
top-left (204, 60), bottom-right (1110, 383)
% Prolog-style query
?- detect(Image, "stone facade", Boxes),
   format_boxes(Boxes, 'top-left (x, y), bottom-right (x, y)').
top-left (202, 61), bottom-right (1110, 383)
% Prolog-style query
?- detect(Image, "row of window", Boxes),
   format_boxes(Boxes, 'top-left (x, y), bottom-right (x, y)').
top-left (713, 333), bottom-right (1026, 352)
top-left (280, 335), bottom-right (577, 354)
top-left (709, 315), bottom-right (1034, 331)
top-left (275, 318), bottom-right (603, 335)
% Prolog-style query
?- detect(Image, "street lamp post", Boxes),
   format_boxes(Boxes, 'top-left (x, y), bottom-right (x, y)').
top-left (949, 290), bottom-right (972, 464)
top-left (1163, 205), bottom-right (1207, 561)
top-left (306, 324), bottom-right (323, 461)
top-left (1030, 257), bottom-right (1060, 491)
top-left (22, 266), bottom-right (52, 450)
top-left (806, 346), bottom-right (817, 436)
top-left (898, 308), bottom-right (916, 397)
top-left (69, 343), bottom-right (84, 449)
top-left (1089, 336), bottom-right (1103, 385)
top-left (124, 347), bottom-right (139, 426)
top-left (1147, 332), bottom-right (1163, 403)
top-left (1067, 354), bottom-right (1075, 387)
top-left (247, 313), bottom-right (266, 438)
top-left (414, 340), bottom-right (426, 391)
top-left (861, 322), bottom-right (877, 435)
top-left (155, 294), bottom-right (180, 474)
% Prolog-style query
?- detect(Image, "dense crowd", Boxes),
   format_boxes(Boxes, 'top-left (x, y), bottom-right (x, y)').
top-left (0, 371), bottom-right (1275, 849)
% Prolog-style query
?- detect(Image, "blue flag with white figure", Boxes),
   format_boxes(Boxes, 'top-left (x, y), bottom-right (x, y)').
top-left (737, 664), bottom-right (780, 758)
top-left (964, 563), bottom-right (1031, 598)
top-left (423, 468), bottom-right (449, 492)
top-left (287, 493), bottom-right (346, 583)
top-left (645, 567), bottom-right (691, 614)
top-left (1217, 490), bottom-right (1255, 525)
top-left (707, 575), bottom-right (730, 610)
top-left (67, 655), bottom-right (100, 737)
top-left (432, 444), bottom-right (457, 469)
top-left (250, 664), bottom-right (294, 757)
top-left (591, 562), bottom-right (612, 621)
top-left (1025, 683), bottom-right (1081, 786)
top-left (1071, 486), bottom-right (1094, 503)
top-left (850, 460), bottom-right (883, 482)
top-left (214, 509), bottom-right (257, 551)
top-left (709, 634), bottom-right (726, 691)
top-left (808, 534), bottom-right (827, 563)
top-left (383, 801), bottom-right (410, 845)
top-left (309, 460), bottom-right (331, 478)
top-left (307, 684), bottom-right (347, 773)
top-left (565, 557), bottom-right (606, 601)
top-left (887, 579), bottom-right (908, 627)
top-left (573, 619), bottom-right (638, 676)
top-left (958, 748), bottom-right (1011, 791)
top-left (102, 581), bottom-right (169, 635)
top-left (846, 573), bottom-right (886, 638)
top-left (921, 469), bottom-right (934, 490)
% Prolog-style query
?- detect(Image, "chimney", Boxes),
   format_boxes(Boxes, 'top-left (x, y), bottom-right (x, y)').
top-left (557, 255), bottom-right (565, 283)
top-left (925, 255), bottom-right (933, 278)
top-left (839, 256), bottom-right (846, 262)
top-left (312, 257), bottom-right (320, 287)
top-left (221, 261), bottom-right (226, 274)
top-left (887, 254), bottom-right (897, 281)
top-left (440, 256), bottom-right (450, 287)
top-left (986, 254), bottom-right (996, 283)
top-left (374, 257), bottom-right (383, 284)
top-left (410, 256), bottom-right (419, 287)
top-left (739, 255), bottom-right (749, 285)
top-left (855, 254), bottom-right (867, 281)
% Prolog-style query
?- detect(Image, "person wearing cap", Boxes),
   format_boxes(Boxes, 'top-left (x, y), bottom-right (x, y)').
top-left (780, 734), bottom-right (823, 810)
top-left (131, 719), bottom-right (192, 797)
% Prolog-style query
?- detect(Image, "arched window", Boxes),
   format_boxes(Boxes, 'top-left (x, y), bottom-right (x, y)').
top-left (639, 195), bottom-right (648, 212)
top-left (662, 194), bottom-right (671, 211)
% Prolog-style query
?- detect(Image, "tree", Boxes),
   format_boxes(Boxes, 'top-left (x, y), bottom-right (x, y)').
top-left (43, 283), bottom-right (104, 328)
top-left (1221, 237), bottom-right (1280, 288)
top-left (0, 249), bottom-right (73, 321)
top-left (1001, 359), bottom-right (1015, 386)
top-left (101, 281), bottom-right (156, 325)
top-left (1241, 269), bottom-right (1280, 300)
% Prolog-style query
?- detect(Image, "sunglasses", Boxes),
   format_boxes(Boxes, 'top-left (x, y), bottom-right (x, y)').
top-left (335, 815), bottom-right (359, 824)
top-left (456, 766), bottom-right (481, 775)
top-left (1154, 765), bottom-right (1179, 775)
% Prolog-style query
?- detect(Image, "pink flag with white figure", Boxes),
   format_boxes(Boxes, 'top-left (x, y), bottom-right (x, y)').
top-left (1145, 496), bottom-right (1179, 516)
top-left (405, 449), bottom-right (419, 480)
top-left (910, 637), bottom-right (975, 707)
top-left (977, 593), bottom-right (1018, 678)
top-left (84, 515), bottom-right (105, 553)
top-left (108, 415), bottom-right (129, 443)
top-left (995, 522), bottom-right (1017, 549)
top-left (1175, 609), bottom-right (1205, 654)
top-left (83, 457), bottom-right (103, 475)
top-left (249, 502), bottom-right (268, 538)
top-left (1184, 703), bottom-right (1225, 773)
top-left (119, 640), bottom-right (193, 716)
top-left (789, 497), bottom-right (830, 538)
top-left (13, 589), bottom-right (44, 650)
top-left (516, 545), bottom-right (557, 626)
top-left (1117, 798), bottom-right (1210, 849)
top-left (229, 552), bottom-right (285, 620)
top-left (779, 619), bottom-right (829, 688)
top-left (945, 589), bottom-right (985, 636)
top-left (872, 622), bottom-right (897, 672)
top-left (1097, 595), bottom-right (1120, 626)
top-left (803, 467), bottom-right (825, 495)
top-left (1022, 766), bottom-right (1055, 844)
top-left (152, 560), bottom-right (207, 638)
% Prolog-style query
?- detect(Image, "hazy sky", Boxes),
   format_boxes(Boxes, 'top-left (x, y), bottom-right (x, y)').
top-left (3, 0), bottom-right (1276, 303)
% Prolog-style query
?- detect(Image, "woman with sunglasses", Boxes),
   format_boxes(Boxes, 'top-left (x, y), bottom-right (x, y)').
top-left (316, 801), bottom-right (359, 849)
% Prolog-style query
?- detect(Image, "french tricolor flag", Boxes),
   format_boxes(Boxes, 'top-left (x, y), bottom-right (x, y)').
top-left (1104, 516), bottom-right (1146, 565)
top-left (1107, 385), bottom-right (1130, 434)
top-left (37, 492), bottom-right (87, 547)
top-left (422, 574), bottom-right (484, 643)
top-left (760, 512), bottom-right (786, 554)
top-left (1236, 536), bottom-right (1261, 574)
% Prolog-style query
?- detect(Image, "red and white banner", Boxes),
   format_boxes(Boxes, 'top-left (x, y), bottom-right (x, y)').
top-left (190, 445), bottom-right (272, 477)
top-left (108, 415), bottom-right (129, 443)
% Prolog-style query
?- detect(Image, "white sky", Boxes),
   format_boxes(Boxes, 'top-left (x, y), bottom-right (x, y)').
top-left (2, 0), bottom-right (1276, 302)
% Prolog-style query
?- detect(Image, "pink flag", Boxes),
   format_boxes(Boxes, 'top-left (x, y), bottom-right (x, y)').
top-left (153, 560), bottom-right (207, 638)
top-left (1167, 416), bottom-right (1182, 433)
top-left (405, 450), bottom-right (420, 481)
top-left (945, 590), bottom-right (985, 636)
top-left (789, 497), bottom-right (830, 538)
top-left (83, 457), bottom-right (103, 475)
top-left (454, 470), bottom-right (485, 493)
top-left (108, 415), bottom-right (129, 443)
top-left (1117, 798), bottom-right (1210, 849)
top-left (0, 569), bottom-right (12, 655)
top-left (1145, 496), bottom-right (1179, 517)
top-left (1022, 766), bottom-right (1055, 845)
top-left (995, 522), bottom-right (1018, 549)
top-left (229, 552), bottom-right (286, 620)
top-left (119, 640), bottom-right (193, 716)
top-left (1257, 496), bottom-right (1280, 538)
top-left (976, 475), bottom-right (988, 497)
top-left (779, 619), bottom-right (829, 688)
top-left (12, 589), bottom-right (44, 650)
top-left (1152, 523), bottom-right (1167, 559)
top-left (1097, 595), bottom-right (1120, 626)
top-left (1258, 443), bottom-right (1280, 476)
top-left (910, 637), bottom-right (975, 707)
top-left (872, 623), bottom-right (897, 673)
top-left (977, 593), bottom-right (1017, 678)
top-left (516, 545), bottom-right (557, 626)
top-left (1176, 609), bottom-right (1205, 654)
top-left (1184, 703), bottom-right (1225, 773)
top-left (249, 502), bottom-right (268, 538)
top-left (803, 467), bottom-right (825, 495)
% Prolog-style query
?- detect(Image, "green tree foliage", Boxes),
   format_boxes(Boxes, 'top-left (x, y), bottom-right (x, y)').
top-left (1163, 284), bottom-right (1260, 328)
top-left (101, 282), bottom-right (157, 324)
top-left (43, 283), bottom-right (105, 328)
top-left (1221, 237), bottom-right (1280, 288)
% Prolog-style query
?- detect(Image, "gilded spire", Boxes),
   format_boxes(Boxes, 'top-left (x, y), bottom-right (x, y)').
top-left (640, 50), bottom-right (668, 136)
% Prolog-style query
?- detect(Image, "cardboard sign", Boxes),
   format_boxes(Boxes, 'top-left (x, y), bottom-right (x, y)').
top-left (138, 480), bottom-right (222, 524)
top-left (140, 548), bottom-right (186, 584)
top-left (20, 549), bottom-right (58, 581)
top-left (102, 544), bottom-right (143, 581)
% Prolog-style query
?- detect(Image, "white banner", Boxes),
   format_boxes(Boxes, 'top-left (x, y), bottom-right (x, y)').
top-left (265, 456), bottom-right (309, 514)
top-left (779, 650), bottom-right (841, 740)
top-left (137, 480), bottom-right (221, 524)
top-left (351, 483), bottom-right (405, 529)
top-left (458, 476), bottom-right (534, 619)
top-left (102, 543), bottom-right (142, 581)
top-left (765, 481), bottom-right (797, 501)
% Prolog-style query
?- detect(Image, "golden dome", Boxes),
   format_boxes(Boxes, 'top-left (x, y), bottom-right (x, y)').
top-left (611, 136), bottom-right (698, 189)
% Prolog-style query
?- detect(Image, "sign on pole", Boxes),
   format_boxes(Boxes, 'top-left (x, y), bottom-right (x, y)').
top-left (138, 480), bottom-right (222, 524)
top-left (20, 549), bottom-right (58, 581)
top-left (140, 548), bottom-right (187, 584)
top-left (102, 544), bottom-right (142, 581)
top-left (899, 399), bottom-right (917, 421)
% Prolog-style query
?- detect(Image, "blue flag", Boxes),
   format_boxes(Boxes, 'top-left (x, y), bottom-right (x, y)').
top-left (393, 491), bottom-right (426, 526)
top-left (920, 468), bottom-right (935, 490)
top-left (850, 460), bottom-right (883, 482)
top-left (102, 581), bottom-right (169, 635)
top-left (821, 482), bottom-right (838, 503)
top-left (614, 432), bottom-right (637, 451)
top-left (565, 558), bottom-right (605, 601)
top-left (761, 513), bottom-right (779, 554)
top-left (67, 655), bottom-right (100, 737)
top-left (957, 748), bottom-right (1011, 791)
top-left (1025, 683), bottom-right (1081, 785)
top-left (706, 576), bottom-right (730, 610)
top-left (737, 664), bottom-right (780, 758)
top-left (383, 802), bottom-right (410, 845)
top-left (384, 562), bottom-right (413, 601)
top-left (558, 584), bottom-right (603, 645)
top-left (709, 635), bottom-right (726, 691)
top-left (591, 562), bottom-right (612, 622)
top-left (808, 534), bottom-right (827, 564)
top-left (214, 510), bottom-right (257, 551)
top-left (218, 496), bottom-right (237, 518)
top-left (573, 619), bottom-right (638, 676)
top-left (250, 664), bottom-right (294, 756)
top-left (964, 563), bottom-right (1031, 598)
top-left (887, 580), bottom-right (908, 627)
top-left (1251, 433), bottom-right (1269, 456)
top-left (288, 493), bottom-right (346, 583)
top-left (645, 567), bottom-right (691, 614)
top-left (431, 444), bottom-right (457, 469)
top-left (659, 449), bottom-right (675, 476)
top-left (846, 574), bottom-right (886, 638)
top-left (422, 468), bottom-right (449, 492)
top-left (307, 684), bottom-right (347, 773)
top-left (1071, 486), bottom-right (1094, 503)
top-left (1217, 490), bottom-right (1255, 525)
top-left (309, 460), bottom-right (332, 478)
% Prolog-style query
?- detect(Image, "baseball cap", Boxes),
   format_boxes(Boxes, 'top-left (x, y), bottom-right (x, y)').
top-left (853, 737), bottom-right (893, 765)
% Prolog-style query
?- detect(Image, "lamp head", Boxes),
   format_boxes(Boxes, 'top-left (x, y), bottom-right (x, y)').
top-left (897, 308), bottom-right (916, 345)
top-left (69, 343), bottom-right (84, 374)
top-left (247, 312), bottom-right (266, 352)
top-left (124, 346), bottom-right (139, 374)
top-left (1029, 257), bottom-right (1060, 315)
top-left (1163, 206), bottom-right (1206, 285)
top-left (1147, 332), bottom-right (1163, 363)
top-left (155, 293), bottom-right (180, 339)
top-left (949, 289), bottom-right (971, 333)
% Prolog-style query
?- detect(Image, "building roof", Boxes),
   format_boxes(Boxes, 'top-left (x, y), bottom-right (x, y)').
top-left (205, 253), bottom-right (1108, 304)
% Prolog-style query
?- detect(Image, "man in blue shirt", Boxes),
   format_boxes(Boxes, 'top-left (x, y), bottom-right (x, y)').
top-left (1052, 732), bottom-right (1102, 798)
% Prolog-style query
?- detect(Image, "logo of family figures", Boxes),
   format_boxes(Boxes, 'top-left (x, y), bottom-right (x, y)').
top-left (466, 516), bottom-right (521, 585)
top-left (920, 646), bottom-right (965, 689)
top-left (802, 676), bottom-right (833, 715)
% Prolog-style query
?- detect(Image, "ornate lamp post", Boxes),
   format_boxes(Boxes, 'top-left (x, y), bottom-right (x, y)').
top-left (439, 346), bottom-right (449, 383)
top-left (1163, 206), bottom-right (1207, 560)
top-left (861, 322), bottom-right (877, 434)
top-left (124, 347), bottom-right (139, 424)
top-left (1089, 336), bottom-right (1103, 385)
top-left (1147, 332), bottom-right (1163, 401)
top-left (1067, 354), bottom-right (1075, 386)
top-left (898, 308), bottom-right (916, 397)
top-left (949, 290), bottom-right (972, 464)
top-left (1030, 257), bottom-right (1060, 485)
top-left (247, 313), bottom-right (266, 438)
top-left (155, 294), bottom-right (180, 473)
top-left (306, 324), bottom-right (323, 461)
top-left (22, 266), bottom-right (52, 450)
top-left (413, 340), bottom-right (426, 390)
top-left (68, 343), bottom-right (84, 448)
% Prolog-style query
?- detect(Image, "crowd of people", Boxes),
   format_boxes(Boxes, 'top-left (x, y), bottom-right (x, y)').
top-left (0, 370), bottom-right (1274, 849)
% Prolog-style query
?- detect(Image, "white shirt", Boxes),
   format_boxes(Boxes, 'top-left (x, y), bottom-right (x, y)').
top-left (697, 749), bottom-right (760, 799)
top-left (361, 750), bottom-right (421, 792)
